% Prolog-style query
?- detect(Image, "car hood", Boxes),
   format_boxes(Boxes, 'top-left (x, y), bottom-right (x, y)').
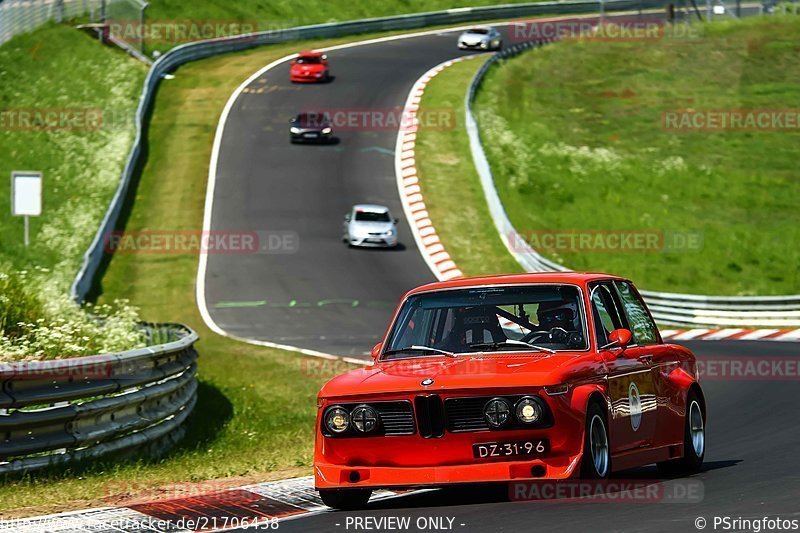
top-left (320, 352), bottom-right (598, 398)
top-left (349, 221), bottom-right (395, 233)
top-left (292, 64), bottom-right (324, 72)
top-left (460, 33), bottom-right (489, 42)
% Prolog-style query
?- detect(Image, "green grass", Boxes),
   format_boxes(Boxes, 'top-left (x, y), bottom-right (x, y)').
top-left (145, 0), bottom-right (537, 30)
top-left (473, 17), bottom-right (800, 296)
top-left (0, 24), bottom-right (147, 290)
top-left (415, 55), bottom-right (522, 277)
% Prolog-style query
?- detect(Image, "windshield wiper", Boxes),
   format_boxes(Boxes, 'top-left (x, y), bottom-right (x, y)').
top-left (468, 340), bottom-right (556, 354)
top-left (383, 345), bottom-right (457, 358)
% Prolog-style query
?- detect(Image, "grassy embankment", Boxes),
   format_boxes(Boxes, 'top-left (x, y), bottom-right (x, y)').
top-left (415, 17), bottom-right (800, 295)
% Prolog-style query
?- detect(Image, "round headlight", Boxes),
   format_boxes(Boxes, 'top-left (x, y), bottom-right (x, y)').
top-left (515, 397), bottom-right (543, 424)
top-left (351, 404), bottom-right (380, 433)
top-left (325, 406), bottom-right (350, 434)
top-left (484, 398), bottom-right (512, 428)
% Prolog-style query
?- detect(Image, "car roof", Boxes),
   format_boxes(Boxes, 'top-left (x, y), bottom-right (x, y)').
top-left (465, 26), bottom-right (492, 32)
top-left (297, 51), bottom-right (323, 57)
top-left (405, 272), bottom-right (629, 296)
top-left (352, 204), bottom-right (390, 213)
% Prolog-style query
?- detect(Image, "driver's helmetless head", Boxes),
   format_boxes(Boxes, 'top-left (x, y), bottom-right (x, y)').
top-left (537, 301), bottom-right (579, 331)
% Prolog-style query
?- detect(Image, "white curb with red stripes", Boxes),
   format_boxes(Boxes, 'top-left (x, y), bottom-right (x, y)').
top-left (0, 477), bottom-right (418, 532)
top-left (394, 56), bottom-right (491, 283)
top-left (661, 328), bottom-right (800, 343)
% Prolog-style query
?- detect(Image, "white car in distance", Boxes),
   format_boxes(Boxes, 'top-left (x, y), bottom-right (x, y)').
top-left (343, 205), bottom-right (399, 248)
top-left (457, 26), bottom-right (503, 51)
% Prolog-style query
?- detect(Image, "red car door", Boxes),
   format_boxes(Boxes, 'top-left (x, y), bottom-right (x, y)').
top-left (612, 280), bottom-right (681, 449)
top-left (589, 282), bottom-right (658, 453)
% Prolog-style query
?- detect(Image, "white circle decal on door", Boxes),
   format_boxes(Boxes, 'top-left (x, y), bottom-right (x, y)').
top-left (629, 382), bottom-right (642, 431)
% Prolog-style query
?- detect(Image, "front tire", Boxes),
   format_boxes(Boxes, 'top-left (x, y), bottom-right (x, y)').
top-left (319, 488), bottom-right (372, 510)
top-left (581, 402), bottom-right (611, 479)
top-left (657, 389), bottom-right (705, 476)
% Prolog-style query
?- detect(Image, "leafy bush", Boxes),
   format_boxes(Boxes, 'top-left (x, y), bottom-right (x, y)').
top-left (0, 268), bottom-right (146, 361)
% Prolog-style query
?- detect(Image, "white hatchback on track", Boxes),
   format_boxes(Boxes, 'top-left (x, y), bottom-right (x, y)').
top-left (343, 205), bottom-right (399, 248)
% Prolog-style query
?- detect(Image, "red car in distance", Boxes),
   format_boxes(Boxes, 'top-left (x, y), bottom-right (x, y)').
top-left (290, 51), bottom-right (330, 82)
top-left (314, 273), bottom-right (706, 510)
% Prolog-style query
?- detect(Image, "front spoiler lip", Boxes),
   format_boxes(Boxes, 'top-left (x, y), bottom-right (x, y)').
top-left (314, 453), bottom-right (582, 490)
top-left (349, 237), bottom-right (397, 247)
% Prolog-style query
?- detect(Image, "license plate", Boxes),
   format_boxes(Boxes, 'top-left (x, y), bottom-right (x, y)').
top-left (303, 132), bottom-right (318, 138)
top-left (473, 439), bottom-right (550, 459)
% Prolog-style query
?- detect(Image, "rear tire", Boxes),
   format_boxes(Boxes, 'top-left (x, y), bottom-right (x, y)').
top-left (581, 402), bottom-right (611, 479)
top-left (657, 389), bottom-right (705, 476)
top-left (319, 488), bottom-right (372, 510)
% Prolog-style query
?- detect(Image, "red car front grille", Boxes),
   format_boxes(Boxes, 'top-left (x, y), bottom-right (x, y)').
top-left (414, 394), bottom-right (445, 439)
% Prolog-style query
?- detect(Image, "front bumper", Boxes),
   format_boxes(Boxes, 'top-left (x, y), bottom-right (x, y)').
top-left (291, 131), bottom-right (333, 143)
top-left (290, 72), bottom-right (326, 82)
top-left (315, 392), bottom-right (586, 490)
top-left (458, 41), bottom-right (488, 50)
top-left (315, 453), bottom-right (582, 490)
top-left (348, 235), bottom-right (398, 247)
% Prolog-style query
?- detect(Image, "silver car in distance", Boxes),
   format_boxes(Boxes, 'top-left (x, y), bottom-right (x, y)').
top-left (343, 205), bottom-right (399, 248)
top-left (457, 26), bottom-right (503, 51)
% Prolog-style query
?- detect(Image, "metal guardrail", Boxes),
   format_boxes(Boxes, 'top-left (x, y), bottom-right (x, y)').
top-left (465, 34), bottom-right (800, 328)
top-left (70, 0), bottom-right (668, 302)
top-left (0, 324), bottom-right (197, 475)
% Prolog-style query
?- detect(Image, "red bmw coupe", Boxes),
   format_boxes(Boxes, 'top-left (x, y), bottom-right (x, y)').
top-left (314, 273), bottom-right (706, 509)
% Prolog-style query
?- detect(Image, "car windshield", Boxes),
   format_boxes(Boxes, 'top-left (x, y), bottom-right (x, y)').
top-left (295, 112), bottom-right (330, 128)
top-left (296, 56), bottom-right (322, 64)
top-left (354, 210), bottom-right (391, 222)
top-left (383, 284), bottom-right (587, 359)
top-left (467, 28), bottom-right (490, 34)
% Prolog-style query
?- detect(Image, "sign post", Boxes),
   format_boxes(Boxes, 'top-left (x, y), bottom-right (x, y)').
top-left (11, 171), bottom-right (43, 247)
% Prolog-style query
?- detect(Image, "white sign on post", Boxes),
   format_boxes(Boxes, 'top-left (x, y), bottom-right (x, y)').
top-left (11, 171), bottom-right (43, 246)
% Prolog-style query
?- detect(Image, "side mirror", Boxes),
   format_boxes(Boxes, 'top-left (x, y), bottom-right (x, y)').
top-left (371, 343), bottom-right (382, 361)
top-left (609, 328), bottom-right (632, 348)
top-left (600, 328), bottom-right (632, 356)
top-left (344, 213), bottom-right (351, 222)
top-left (393, 218), bottom-right (399, 225)
top-left (290, 60), bottom-right (297, 65)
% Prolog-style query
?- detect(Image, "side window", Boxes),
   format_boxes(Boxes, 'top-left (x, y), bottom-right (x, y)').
top-left (590, 283), bottom-right (625, 345)
top-left (614, 281), bottom-right (659, 345)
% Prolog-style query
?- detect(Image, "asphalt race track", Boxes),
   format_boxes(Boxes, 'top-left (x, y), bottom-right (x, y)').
top-left (203, 28), bottom-right (493, 357)
top-left (245, 340), bottom-right (800, 533)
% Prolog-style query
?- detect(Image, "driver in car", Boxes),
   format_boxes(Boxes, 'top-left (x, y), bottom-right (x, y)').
top-left (536, 301), bottom-right (583, 346)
